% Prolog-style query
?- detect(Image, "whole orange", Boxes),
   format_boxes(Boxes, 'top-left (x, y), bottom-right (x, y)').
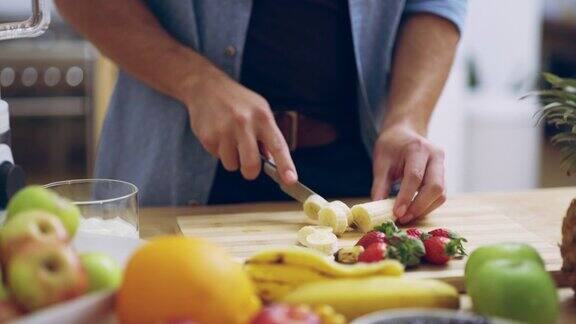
top-left (117, 236), bottom-right (261, 324)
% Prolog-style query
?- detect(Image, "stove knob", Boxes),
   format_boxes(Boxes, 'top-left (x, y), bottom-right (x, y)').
top-left (66, 66), bottom-right (83, 87)
top-left (44, 67), bottom-right (61, 87)
top-left (22, 67), bottom-right (38, 87)
top-left (0, 67), bottom-right (15, 87)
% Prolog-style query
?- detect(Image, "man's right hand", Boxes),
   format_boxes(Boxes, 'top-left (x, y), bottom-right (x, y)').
top-left (185, 66), bottom-right (298, 184)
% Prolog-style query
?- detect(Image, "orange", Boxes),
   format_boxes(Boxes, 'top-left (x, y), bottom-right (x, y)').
top-left (117, 236), bottom-right (261, 324)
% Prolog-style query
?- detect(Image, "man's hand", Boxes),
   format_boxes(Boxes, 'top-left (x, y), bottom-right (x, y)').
top-left (54, 0), bottom-right (297, 184)
top-left (186, 66), bottom-right (297, 184)
top-left (371, 122), bottom-right (446, 224)
top-left (370, 13), bottom-right (459, 223)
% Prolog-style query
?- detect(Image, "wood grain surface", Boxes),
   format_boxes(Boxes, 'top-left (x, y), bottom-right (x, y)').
top-left (174, 188), bottom-right (576, 292)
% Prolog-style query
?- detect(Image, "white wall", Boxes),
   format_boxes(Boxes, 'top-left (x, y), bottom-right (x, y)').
top-left (428, 0), bottom-right (544, 193)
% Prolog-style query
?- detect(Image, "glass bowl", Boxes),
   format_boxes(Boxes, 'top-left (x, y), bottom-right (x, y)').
top-left (44, 179), bottom-right (139, 238)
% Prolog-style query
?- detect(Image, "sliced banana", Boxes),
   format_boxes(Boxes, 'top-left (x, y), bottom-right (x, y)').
top-left (351, 199), bottom-right (396, 233)
top-left (318, 201), bottom-right (349, 236)
top-left (304, 231), bottom-right (338, 255)
top-left (303, 194), bottom-right (328, 220)
top-left (297, 225), bottom-right (333, 246)
top-left (329, 200), bottom-right (353, 224)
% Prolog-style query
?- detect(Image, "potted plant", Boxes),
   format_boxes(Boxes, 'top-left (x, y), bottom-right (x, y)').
top-left (529, 72), bottom-right (576, 293)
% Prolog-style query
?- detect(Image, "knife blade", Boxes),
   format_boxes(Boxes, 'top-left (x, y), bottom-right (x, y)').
top-left (260, 155), bottom-right (317, 203)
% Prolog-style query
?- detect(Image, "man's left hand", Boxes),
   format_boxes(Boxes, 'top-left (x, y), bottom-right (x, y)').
top-left (371, 122), bottom-right (446, 224)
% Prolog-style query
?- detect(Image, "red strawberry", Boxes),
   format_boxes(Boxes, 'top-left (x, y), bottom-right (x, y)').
top-left (423, 236), bottom-right (466, 265)
top-left (427, 228), bottom-right (467, 256)
top-left (406, 228), bottom-right (423, 239)
top-left (386, 233), bottom-right (425, 267)
top-left (356, 231), bottom-right (387, 249)
top-left (358, 242), bottom-right (387, 263)
top-left (429, 228), bottom-right (462, 239)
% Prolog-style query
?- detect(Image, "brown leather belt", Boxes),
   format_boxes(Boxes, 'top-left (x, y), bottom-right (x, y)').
top-left (274, 111), bottom-right (338, 151)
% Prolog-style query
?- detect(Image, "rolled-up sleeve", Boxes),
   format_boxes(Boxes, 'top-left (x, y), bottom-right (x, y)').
top-left (404, 0), bottom-right (468, 34)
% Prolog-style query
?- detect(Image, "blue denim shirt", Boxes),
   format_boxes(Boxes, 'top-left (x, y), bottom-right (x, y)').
top-left (95, 0), bottom-right (467, 206)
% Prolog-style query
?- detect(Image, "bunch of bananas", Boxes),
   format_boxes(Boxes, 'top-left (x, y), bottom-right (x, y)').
top-left (244, 247), bottom-right (460, 321)
top-left (244, 246), bottom-right (403, 302)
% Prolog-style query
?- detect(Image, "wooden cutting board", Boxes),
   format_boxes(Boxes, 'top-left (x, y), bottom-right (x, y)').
top-left (177, 200), bottom-right (565, 292)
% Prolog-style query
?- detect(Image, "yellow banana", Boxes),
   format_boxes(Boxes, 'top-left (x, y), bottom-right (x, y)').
top-left (303, 194), bottom-right (328, 220)
top-left (244, 246), bottom-right (404, 302)
top-left (318, 201), bottom-right (350, 235)
top-left (351, 199), bottom-right (396, 233)
top-left (280, 277), bottom-right (460, 320)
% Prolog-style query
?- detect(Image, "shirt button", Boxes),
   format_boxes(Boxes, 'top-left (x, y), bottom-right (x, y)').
top-left (224, 45), bottom-right (237, 57)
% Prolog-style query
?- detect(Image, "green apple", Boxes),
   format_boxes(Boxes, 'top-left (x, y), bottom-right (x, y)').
top-left (465, 242), bottom-right (544, 291)
top-left (80, 252), bottom-right (122, 292)
top-left (469, 258), bottom-right (558, 324)
top-left (0, 210), bottom-right (68, 263)
top-left (5, 186), bottom-right (81, 238)
top-left (7, 243), bottom-right (87, 311)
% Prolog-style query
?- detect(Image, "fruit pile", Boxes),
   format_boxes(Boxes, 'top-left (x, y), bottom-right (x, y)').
top-left (244, 245), bottom-right (460, 322)
top-left (0, 186), bottom-right (122, 322)
top-left (335, 222), bottom-right (467, 267)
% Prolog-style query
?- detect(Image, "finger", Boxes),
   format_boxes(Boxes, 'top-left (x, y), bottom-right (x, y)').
top-left (237, 127), bottom-right (261, 180)
top-left (398, 195), bottom-right (446, 225)
top-left (401, 157), bottom-right (444, 221)
top-left (218, 137), bottom-right (239, 172)
top-left (371, 154), bottom-right (392, 200)
top-left (259, 122), bottom-right (297, 184)
top-left (258, 142), bottom-right (272, 161)
top-left (399, 154), bottom-right (445, 223)
top-left (421, 194), bottom-right (447, 217)
top-left (394, 149), bottom-right (429, 219)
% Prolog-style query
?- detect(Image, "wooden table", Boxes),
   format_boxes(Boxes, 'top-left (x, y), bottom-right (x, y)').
top-left (139, 187), bottom-right (576, 323)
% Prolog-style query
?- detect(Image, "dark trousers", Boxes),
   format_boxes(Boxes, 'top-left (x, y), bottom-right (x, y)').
top-left (208, 137), bottom-right (373, 204)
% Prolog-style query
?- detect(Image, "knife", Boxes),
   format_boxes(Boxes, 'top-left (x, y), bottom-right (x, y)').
top-left (260, 155), bottom-right (318, 203)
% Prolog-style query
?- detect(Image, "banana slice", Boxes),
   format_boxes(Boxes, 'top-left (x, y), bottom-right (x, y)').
top-left (297, 225), bottom-right (333, 246)
top-left (351, 199), bottom-right (396, 233)
top-left (318, 201), bottom-right (349, 236)
top-left (329, 200), bottom-right (353, 224)
top-left (304, 231), bottom-right (338, 255)
top-left (303, 194), bottom-right (328, 220)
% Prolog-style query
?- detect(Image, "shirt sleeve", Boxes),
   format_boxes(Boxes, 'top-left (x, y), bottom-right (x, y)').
top-left (404, 0), bottom-right (468, 34)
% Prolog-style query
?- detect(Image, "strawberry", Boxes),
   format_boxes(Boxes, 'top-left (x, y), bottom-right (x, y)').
top-left (386, 233), bottom-right (425, 267)
top-left (406, 228), bottom-right (423, 239)
top-left (358, 242), bottom-right (387, 263)
top-left (422, 236), bottom-right (466, 265)
top-left (427, 228), bottom-right (467, 256)
top-left (356, 231), bottom-right (387, 249)
top-left (428, 228), bottom-right (463, 239)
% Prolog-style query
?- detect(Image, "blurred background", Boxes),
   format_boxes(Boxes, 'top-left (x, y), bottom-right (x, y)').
top-left (0, 0), bottom-right (575, 194)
